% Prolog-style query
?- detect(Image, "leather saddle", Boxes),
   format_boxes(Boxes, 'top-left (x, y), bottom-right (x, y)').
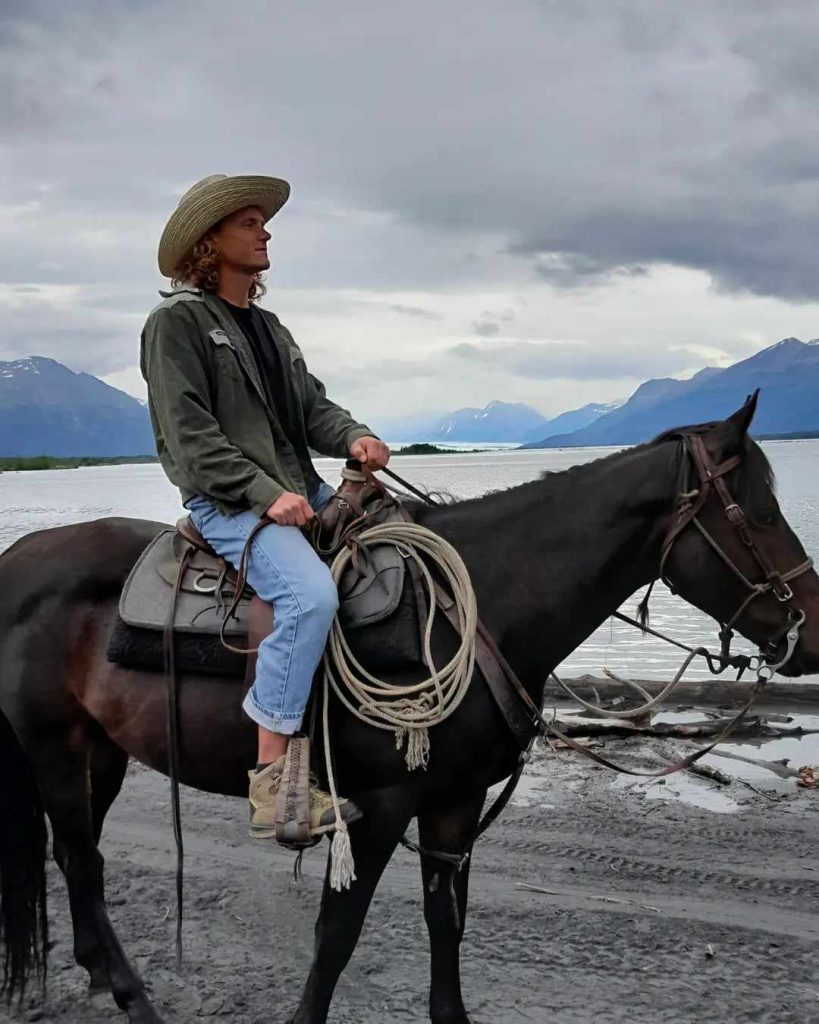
top-left (115, 471), bottom-right (417, 677)
top-left (109, 472), bottom-right (537, 754)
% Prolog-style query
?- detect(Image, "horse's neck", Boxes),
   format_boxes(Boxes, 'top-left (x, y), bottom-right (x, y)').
top-left (426, 443), bottom-right (677, 686)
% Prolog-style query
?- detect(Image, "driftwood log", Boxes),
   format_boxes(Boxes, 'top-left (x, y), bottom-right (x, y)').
top-left (546, 714), bottom-right (802, 740)
top-left (548, 675), bottom-right (819, 709)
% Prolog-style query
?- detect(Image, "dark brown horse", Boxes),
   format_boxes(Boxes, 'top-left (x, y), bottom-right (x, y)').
top-left (2, 398), bottom-right (818, 1024)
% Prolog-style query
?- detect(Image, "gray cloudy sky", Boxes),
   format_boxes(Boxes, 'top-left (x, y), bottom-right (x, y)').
top-left (3, 0), bottom-right (819, 425)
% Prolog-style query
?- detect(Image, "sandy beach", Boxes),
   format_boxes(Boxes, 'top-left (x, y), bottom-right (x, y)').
top-left (11, 713), bottom-right (818, 1024)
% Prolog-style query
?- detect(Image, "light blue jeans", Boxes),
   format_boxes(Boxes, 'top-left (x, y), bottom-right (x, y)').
top-left (184, 483), bottom-right (338, 735)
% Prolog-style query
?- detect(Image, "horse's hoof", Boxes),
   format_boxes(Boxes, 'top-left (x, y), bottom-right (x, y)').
top-left (128, 1002), bottom-right (165, 1024)
top-left (431, 1011), bottom-right (473, 1024)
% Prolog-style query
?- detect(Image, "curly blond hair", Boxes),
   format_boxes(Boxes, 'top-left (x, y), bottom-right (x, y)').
top-left (171, 227), bottom-right (266, 301)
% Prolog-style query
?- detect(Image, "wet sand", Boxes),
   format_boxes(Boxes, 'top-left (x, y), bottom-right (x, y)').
top-left (7, 725), bottom-right (819, 1024)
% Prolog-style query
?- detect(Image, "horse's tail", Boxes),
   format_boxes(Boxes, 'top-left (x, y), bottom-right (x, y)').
top-left (0, 709), bottom-right (49, 1003)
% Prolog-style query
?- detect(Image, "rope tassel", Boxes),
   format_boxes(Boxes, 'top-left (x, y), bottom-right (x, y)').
top-left (330, 821), bottom-right (356, 891)
top-left (395, 725), bottom-right (430, 770)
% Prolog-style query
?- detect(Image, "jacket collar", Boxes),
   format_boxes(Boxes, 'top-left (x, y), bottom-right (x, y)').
top-left (155, 288), bottom-right (281, 421)
top-left (158, 286), bottom-right (202, 299)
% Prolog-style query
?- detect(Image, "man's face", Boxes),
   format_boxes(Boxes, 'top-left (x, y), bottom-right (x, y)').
top-left (210, 205), bottom-right (271, 274)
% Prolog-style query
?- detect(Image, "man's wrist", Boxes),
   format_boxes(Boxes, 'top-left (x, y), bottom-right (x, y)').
top-left (345, 426), bottom-right (376, 452)
top-left (246, 474), bottom-right (286, 516)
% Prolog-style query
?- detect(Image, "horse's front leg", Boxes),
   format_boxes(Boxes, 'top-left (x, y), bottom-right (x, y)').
top-left (418, 792), bottom-right (486, 1024)
top-left (291, 782), bottom-right (418, 1024)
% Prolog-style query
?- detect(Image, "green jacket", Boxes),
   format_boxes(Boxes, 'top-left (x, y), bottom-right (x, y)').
top-left (140, 287), bottom-right (372, 516)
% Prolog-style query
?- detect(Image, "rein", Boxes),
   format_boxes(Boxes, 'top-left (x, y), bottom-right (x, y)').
top-left (558, 434), bottom-right (813, 720)
top-left (387, 437), bottom-right (812, 869)
top-left (163, 444), bottom-right (811, 907)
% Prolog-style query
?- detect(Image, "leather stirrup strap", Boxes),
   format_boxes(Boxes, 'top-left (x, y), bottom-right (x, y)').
top-left (274, 736), bottom-right (313, 848)
top-left (163, 540), bottom-right (194, 967)
top-left (432, 583), bottom-right (535, 750)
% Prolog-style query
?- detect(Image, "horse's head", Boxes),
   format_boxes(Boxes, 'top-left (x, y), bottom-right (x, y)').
top-left (656, 393), bottom-right (819, 677)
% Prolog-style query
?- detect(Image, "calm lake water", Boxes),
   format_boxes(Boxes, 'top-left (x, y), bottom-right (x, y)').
top-left (2, 441), bottom-right (817, 683)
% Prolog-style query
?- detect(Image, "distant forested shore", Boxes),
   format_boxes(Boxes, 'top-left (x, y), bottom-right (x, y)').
top-left (0, 455), bottom-right (159, 472)
top-left (394, 443), bottom-right (490, 454)
top-left (1, 432), bottom-right (815, 474)
top-left (756, 430), bottom-right (819, 441)
top-left (1, 444), bottom-right (486, 472)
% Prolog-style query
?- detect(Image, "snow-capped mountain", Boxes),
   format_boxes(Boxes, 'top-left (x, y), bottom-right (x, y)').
top-left (0, 356), bottom-right (155, 457)
top-left (529, 337), bottom-right (819, 448)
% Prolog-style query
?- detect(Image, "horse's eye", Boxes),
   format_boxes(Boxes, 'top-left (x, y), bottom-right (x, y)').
top-left (758, 509), bottom-right (778, 527)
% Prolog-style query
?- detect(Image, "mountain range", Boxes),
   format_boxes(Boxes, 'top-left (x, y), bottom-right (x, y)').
top-left (1, 337), bottom-right (818, 456)
top-left (374, 399), bottom-right (621, 444)
top-left (523, 337), bottom-right (819, 448)
top-left (0, 357), bottom-right (155, 457)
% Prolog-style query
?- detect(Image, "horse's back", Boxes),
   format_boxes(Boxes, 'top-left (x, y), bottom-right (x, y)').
top-left (0, 517), bottom-right (168, 699)
top-left (0, 518), bottom-right (172, 754)
top-left (0, 517), bottom-right (168, 600)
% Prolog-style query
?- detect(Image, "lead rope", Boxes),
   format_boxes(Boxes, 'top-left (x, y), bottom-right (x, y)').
top-left (321, 519), bottom-right (478, 889)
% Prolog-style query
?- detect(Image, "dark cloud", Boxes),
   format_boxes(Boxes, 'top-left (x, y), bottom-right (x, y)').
top-left (521, 253), bottom-right (650, 289)
top-left (3, 0), bottom-right (819, 408)
top-left (4, 1), bottom-right (819, 300)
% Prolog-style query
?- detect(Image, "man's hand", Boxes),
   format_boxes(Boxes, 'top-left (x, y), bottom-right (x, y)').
top-left (265, 491), bottom-right (315, 527)
top-left (349, 436), bottom-right (390, 471)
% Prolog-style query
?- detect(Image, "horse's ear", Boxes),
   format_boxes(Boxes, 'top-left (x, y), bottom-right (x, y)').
top-left (705, 389), bottom-right (759, 459)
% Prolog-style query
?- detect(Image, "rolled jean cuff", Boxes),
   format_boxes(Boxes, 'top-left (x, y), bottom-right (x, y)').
top-left (242, 690), bottom-right (304, 735)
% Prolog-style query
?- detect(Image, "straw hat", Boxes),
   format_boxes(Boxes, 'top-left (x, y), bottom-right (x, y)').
top-left (157, 173), bottom-right (290, 277)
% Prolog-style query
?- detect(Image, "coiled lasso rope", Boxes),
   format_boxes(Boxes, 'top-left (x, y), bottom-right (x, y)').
top-left (321, 520), bottom-right (478, 889)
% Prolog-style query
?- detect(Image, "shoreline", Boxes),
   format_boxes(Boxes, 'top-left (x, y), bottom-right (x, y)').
top-left (0, 446), bottom-right (497, 471)
top-left (3, 433), bottom-right (818, 471)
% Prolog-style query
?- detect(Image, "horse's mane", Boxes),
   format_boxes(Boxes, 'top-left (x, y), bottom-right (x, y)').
top-left (416, 417), bottom-right (776, 518)
top-left (534, 418), bottom-right (776, 506)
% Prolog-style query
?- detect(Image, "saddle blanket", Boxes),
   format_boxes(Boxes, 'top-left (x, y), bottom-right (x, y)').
top-left (107, 512), bottom-right (423, 677)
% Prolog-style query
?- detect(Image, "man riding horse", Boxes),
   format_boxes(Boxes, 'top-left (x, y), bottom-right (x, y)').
top-left (141, 173), bottom-right (391, 840)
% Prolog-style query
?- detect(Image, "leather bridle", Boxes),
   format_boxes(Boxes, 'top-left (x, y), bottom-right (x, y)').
top-left (656, 434), bottom-right (813, 674)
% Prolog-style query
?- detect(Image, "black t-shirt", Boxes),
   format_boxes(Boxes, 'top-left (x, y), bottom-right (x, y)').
top-left (218, 298), bottom-right (290, 426)
top-left (217, 297), bottom-right (320, 492)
